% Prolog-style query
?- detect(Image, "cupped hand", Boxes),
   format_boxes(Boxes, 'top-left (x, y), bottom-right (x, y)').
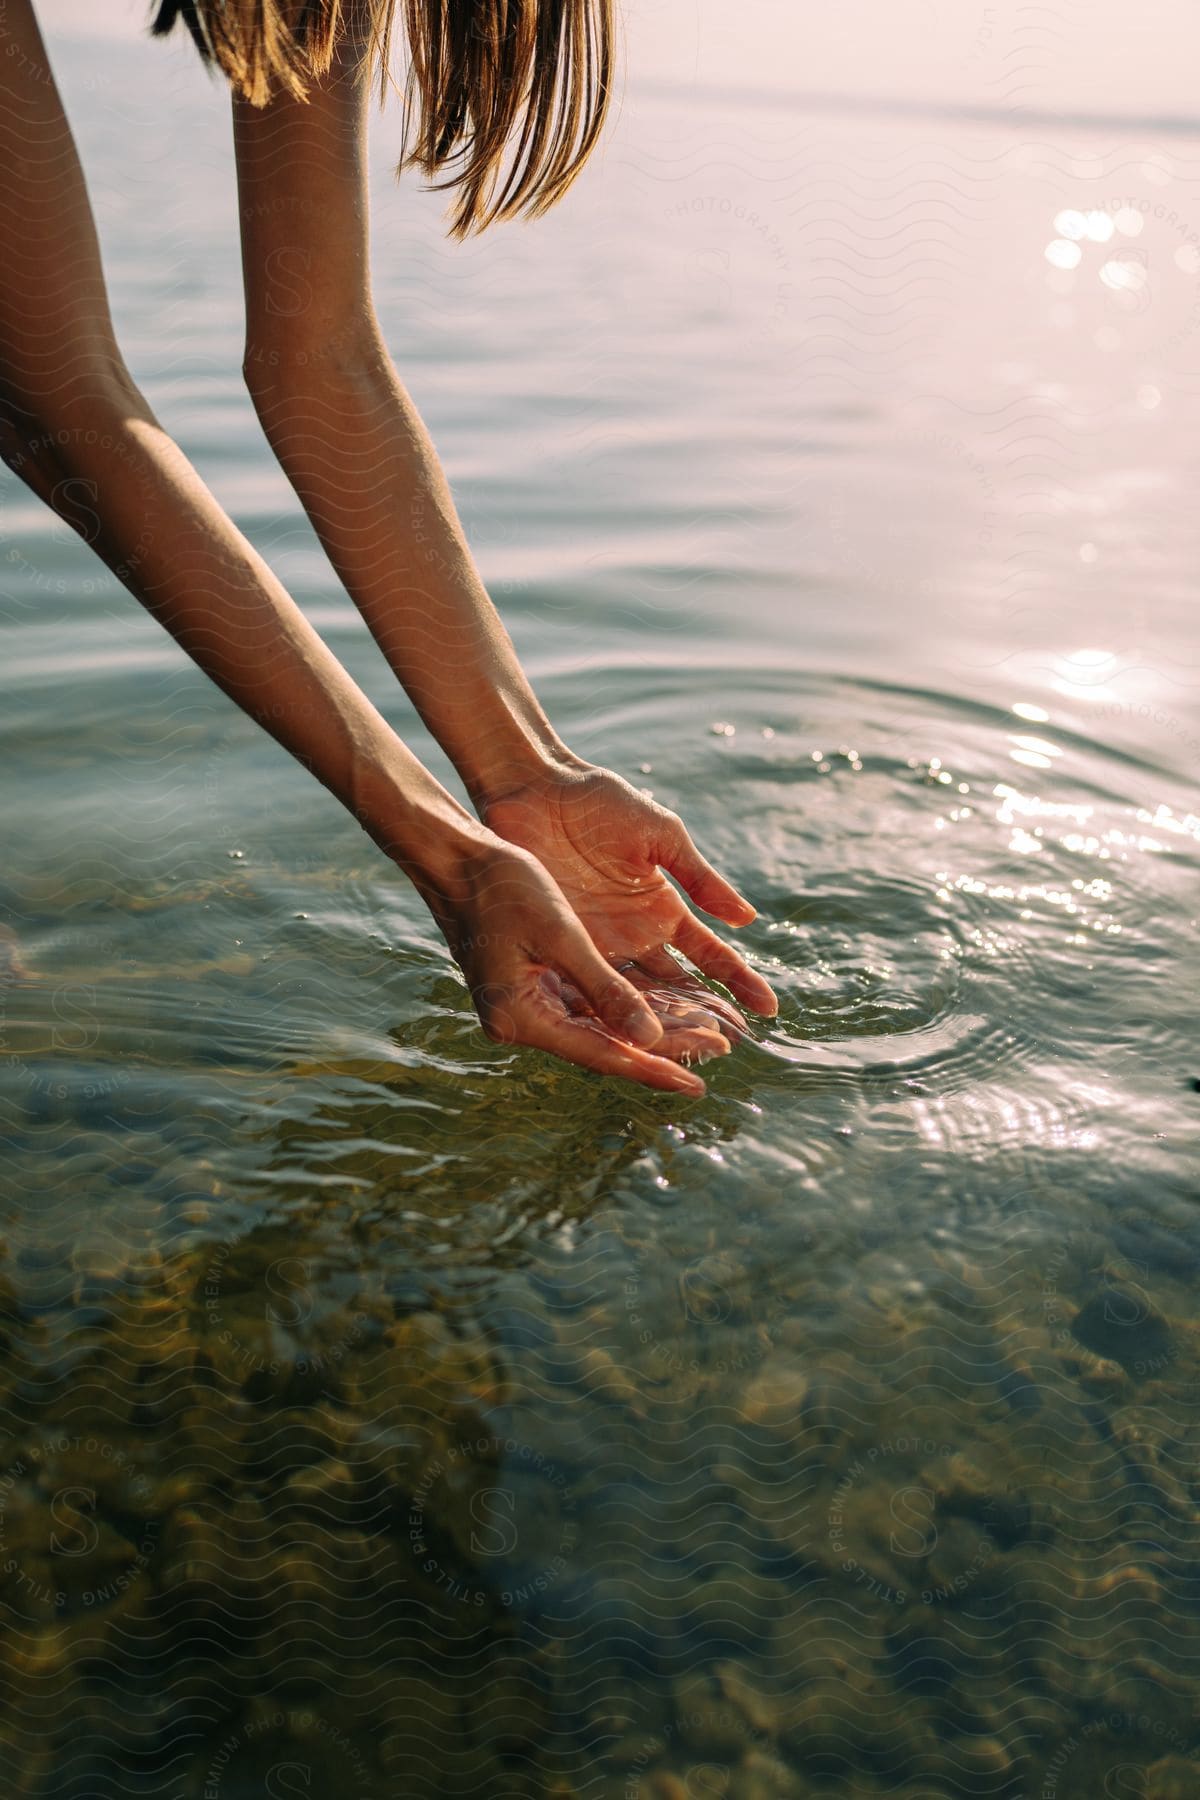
top-left (482, 763), bottom-right (778, 1031)
top-left (418, 837), bottom-right (730, 1093)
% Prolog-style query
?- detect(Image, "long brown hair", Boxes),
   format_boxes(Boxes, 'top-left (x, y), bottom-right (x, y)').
top-left (149, 1), bottom-right (615, 236)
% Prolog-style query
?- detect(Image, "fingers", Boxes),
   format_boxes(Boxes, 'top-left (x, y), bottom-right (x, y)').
top-left (654, 1022), bottom-right (733, 1063)
top-left (671, 915), bottom-right (779, 1017)
top-left (560, 970), bottom-right (733, 1059)
top-left (629, 952), bottom-right (747, 1041)
top-left (553, 917), bottom-right (666, 1047)
top-left (654, 813), bottom-right (757, 926)
top-left (521, 1010), bottom-right (710, 1094)
top-left (641, 989), bottom-right (741, 1043)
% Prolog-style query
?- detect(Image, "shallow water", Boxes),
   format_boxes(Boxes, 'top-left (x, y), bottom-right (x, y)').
top-left (2, 13), bottom-right (1200, 1799)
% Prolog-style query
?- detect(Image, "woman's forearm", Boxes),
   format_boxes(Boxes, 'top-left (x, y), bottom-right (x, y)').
top-left (4, 380), bottom-right (486, 888)
top-left (243, 337), bottom-right (584, 812)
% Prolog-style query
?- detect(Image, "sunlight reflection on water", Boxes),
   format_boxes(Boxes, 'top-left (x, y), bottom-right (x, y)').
top-left (0, 16), bottom-right (1198, 1798)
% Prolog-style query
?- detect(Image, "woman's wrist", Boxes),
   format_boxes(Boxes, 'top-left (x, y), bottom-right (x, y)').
top-left (341, 744), bottom-right (493, 891)
top-left (467, 734), bottom-right (593, 815)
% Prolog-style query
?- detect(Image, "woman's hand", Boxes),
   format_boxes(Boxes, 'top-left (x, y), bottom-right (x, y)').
top-left (481, 763), bottom-right (778, 1035)
top-left (414, 836), bottom-right (730, 1094)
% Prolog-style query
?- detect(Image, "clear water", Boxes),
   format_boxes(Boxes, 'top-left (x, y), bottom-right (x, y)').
top-left (2, 16), bottom-right (1199, 1799)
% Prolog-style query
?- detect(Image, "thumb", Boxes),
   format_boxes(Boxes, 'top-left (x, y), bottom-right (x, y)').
top-left (555, 922), bottom-right (664, 1047)
top-left (656, 813), bottom-right (756, 925)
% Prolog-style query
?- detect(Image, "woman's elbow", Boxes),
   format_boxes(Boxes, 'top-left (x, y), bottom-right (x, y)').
top-left (1, 353), bottom-right (146, 446)
top-left (241, 312), bottom-right (387, 402)
top-left (0, 357), bottom-right (150, 508)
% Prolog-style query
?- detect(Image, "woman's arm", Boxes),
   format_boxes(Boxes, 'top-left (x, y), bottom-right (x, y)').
top-left (0, 0), bottom-right (723, 1093)
top-left (232, 12), bottom-right (570, 816)
top-left (232, 17), bottom-right (778, 1023)
top-left (0, 0), bottom-right (473, 888)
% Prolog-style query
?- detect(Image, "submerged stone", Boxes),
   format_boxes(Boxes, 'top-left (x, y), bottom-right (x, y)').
top-left (1070, 1287), bottom-right (1173, 1378)
top-left (1144, 1755), bottom-right (1200, 1797)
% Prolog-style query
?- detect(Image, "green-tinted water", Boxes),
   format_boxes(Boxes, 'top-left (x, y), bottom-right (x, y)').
top-left (2, 14), bottom-right (1199, 1798)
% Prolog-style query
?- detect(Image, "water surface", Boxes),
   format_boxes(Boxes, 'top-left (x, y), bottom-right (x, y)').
top-left (1, 16), bottom-right (1199, 1799)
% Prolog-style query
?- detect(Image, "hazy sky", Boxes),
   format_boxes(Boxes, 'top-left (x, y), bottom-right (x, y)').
top-left (39, 0), bottom-right (1198, 117)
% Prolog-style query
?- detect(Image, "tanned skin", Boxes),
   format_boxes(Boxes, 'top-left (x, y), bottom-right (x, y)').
top-left (0, 0), bottom-right (777, 1094)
